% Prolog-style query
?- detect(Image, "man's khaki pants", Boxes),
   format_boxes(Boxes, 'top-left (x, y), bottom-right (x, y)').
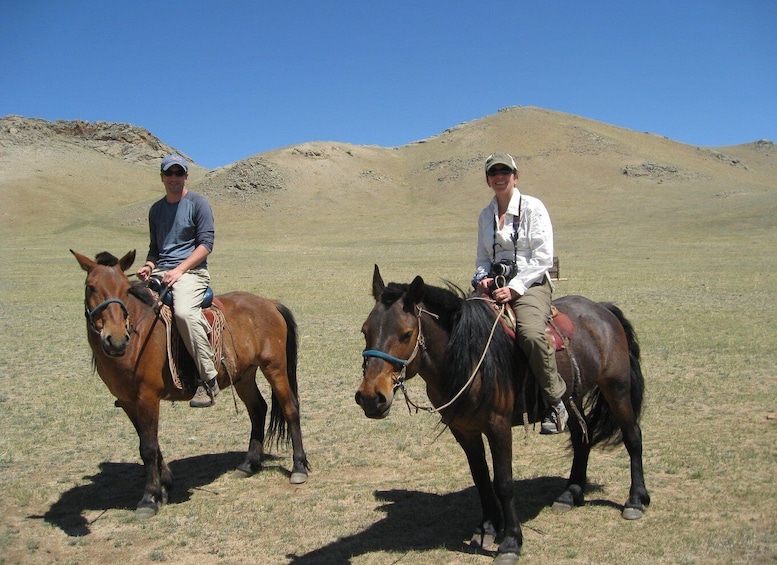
top-left (164, 268), bottom-right (218, 383)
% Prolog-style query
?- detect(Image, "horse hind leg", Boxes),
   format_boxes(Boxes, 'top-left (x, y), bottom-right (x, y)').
top-left (621, 422), bottom-right (650, 520)
top-left (232, 367), bottom-right (268, 478)
top-left (266, 365), bottom-right (309, 485)
top-left (595, 392), bottom-right (650, 519)
top-left (600, 372), bottom-right (650, 519)
top-left (553, 404), bottom-right (589, 513)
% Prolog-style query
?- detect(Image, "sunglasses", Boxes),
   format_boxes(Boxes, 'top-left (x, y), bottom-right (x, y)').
top-left (487, 167), bottom-right (514, 177)
top-left (162, 169), bottom-right (186, 177)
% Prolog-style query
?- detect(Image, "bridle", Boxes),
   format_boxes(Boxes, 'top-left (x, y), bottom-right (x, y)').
top-left (85, 297), bottom-right (130, 335)
top-left (362, 305), bottom-right (438, 399)
top-left (84, 277), bottom-right (172, 337)
top-left (362, 298), bottom-right (504, 415)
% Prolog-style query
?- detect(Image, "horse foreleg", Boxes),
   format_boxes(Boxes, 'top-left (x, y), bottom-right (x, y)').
top-left (621, 422), bottom-right (650, 520)
top-left (232, 369), bottom-right (267, 477)
top-left (450, 428), bottom-right (501, 552)
top-left (129, 397), bottom-right (165, 518)
top-left (486, 425), bottom-right (522, 560)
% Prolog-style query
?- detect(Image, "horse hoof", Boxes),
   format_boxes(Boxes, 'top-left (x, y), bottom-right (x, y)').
top-left (470, 531), bottom-right (498, 552)
top-left (290, 471), bottom-right (308, 485)
top-left (622, 507), bottom-right (643, 520)
top-left (135, 505), bottom-right (158, 519)
top-left (551, 501), bottom-right (574, 514)
top-left (493, 552), bottom-right (521, 565)
top-left (232, 468), bottom-right (253, 479)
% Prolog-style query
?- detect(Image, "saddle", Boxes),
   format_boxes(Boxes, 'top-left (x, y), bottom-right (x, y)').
top-left (149, 286), bottom-right (227, 391)
top-left (497, 303), bottom-right (574, 351)
top-left (483, 295), bottom-right (586, 438)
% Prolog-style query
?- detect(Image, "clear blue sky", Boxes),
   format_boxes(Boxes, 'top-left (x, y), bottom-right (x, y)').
top-left (2, 1), bottom-right (775, 169)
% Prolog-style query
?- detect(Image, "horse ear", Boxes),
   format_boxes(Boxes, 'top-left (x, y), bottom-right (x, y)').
top-left (405, 275), bottom-right (425, 310)
top-left (372, 264), bottom-right (385, 300)
top-left (71, 249), bottom-right (96, 272)
top-left (119, 250), bottom-right (136, 272)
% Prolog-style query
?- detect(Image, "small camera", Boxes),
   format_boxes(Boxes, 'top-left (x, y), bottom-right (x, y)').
top-left (489, 260), bottom-right (518, 280)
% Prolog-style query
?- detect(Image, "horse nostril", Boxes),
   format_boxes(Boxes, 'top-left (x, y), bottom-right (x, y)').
top-left (354, 391), bottom-right (362, 405)
top-left (376, 391), bottom-right (386, 405)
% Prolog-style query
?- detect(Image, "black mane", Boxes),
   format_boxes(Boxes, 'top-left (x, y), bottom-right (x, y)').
top-left (380, 280), bottom-right (464, 332)
top-left (128, 282), bottom-right (158, 307)
top-left (445, 296), bottom-right (520, 415)
top-left (380, 278), bottom-right (518, 415)
top-left (95, 251), bottom-right (119, 266)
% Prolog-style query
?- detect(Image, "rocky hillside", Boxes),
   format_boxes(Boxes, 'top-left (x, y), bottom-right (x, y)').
top-left (0, 115), bottom-right (187, 165)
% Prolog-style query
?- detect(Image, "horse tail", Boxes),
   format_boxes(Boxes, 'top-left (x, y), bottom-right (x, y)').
top-left (445, 297), bottom-right (518, 416)
top-left (586, 302), bottom-right (645, 447)
top-left (267, 302), bottom-right (299, 447)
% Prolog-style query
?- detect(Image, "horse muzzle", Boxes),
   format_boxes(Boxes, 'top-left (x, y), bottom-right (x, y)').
top-left (100, 331), bottom-right (130, 357)
top-left (354, 386), bottom-right (394, 419)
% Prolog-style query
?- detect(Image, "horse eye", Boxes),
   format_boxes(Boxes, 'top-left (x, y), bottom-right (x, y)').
top-left (86, 285), bottom-right (96, 295)
top-left (400, 330), bottom-right (414, 343)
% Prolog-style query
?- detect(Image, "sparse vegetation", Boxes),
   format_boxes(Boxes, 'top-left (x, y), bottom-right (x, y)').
top-left (0, 109), bottom-right (775, 564)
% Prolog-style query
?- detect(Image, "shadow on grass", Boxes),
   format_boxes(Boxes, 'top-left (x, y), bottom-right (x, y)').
top-left (32, 451), bottom-right (285, 537)
top-left (286, 475), bottom-right (578, 564)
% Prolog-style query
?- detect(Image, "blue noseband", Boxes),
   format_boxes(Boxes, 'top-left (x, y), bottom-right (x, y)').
top-left (362, 349), bottom-right (408, 367)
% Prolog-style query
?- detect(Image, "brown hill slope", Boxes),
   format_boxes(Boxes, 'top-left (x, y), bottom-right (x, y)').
top-left (2, 107), bottom-right (775, 240)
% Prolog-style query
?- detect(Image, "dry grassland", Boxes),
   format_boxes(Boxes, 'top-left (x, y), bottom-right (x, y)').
top-left (0, 108), bottom-right (775, 564)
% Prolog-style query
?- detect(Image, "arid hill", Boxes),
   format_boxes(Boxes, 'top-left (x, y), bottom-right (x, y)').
top-left (1, 107), bottom-right (775, 233)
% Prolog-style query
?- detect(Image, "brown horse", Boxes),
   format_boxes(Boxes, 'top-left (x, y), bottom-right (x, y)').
top-left (356, 266), bottom-right (649, 564)
top-left (72, 249), bottom-right (309, 518)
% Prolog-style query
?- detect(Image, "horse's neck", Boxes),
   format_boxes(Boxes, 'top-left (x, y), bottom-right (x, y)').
top-left (128, 300), bottom-right (166, 347)
top-left (417, 317), bottom-right (449, 396)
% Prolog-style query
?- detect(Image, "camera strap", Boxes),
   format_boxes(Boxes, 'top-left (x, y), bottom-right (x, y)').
top-left (492, 196), bottom-right (522, 264)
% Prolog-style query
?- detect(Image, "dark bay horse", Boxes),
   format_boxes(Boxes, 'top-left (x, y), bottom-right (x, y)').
top-left (72, 250), bottom-right (309, 518)
top-left (356, 266), bottom-right (649, 564)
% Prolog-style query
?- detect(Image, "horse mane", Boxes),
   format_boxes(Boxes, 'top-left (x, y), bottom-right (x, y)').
top-left (128, 282), bottom-right (158, 307)
top-left (380, 280), bottom-right (463, 332)
top-left (95, 251), bottom-right (119, 266)
top-left (90, 250), bottom-right (154, 307)
top-left (382, 279), bottom-right (518, 416)
top-left (445, 297), bottom-right (519, 416)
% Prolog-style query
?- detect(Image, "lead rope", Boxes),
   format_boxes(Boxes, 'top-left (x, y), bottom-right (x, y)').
top-left (395, 301), bottom-right (504, 415)
top-left (210, 308), bottom-right (239, 413)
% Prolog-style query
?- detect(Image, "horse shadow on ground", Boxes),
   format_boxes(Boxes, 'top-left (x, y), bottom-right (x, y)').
top-left (286, 477), bottom-right (617, 564)
top-left (32, 451), bottom-right (286, 537)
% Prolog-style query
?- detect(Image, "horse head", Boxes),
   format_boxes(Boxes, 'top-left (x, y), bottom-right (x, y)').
top-left (71, 249), bottom-right (136, 357)
top-left (356, 265), bottom-right (426, 419)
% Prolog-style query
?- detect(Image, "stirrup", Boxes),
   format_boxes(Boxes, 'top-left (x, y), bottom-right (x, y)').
top-left (189, 378), bottom-right (219, 408)
top-left (540, 401), bottom-right (568, 434)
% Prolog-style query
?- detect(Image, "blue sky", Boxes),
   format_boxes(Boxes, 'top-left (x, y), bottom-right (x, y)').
top-left (2, 1), bottom-right (775, 169)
